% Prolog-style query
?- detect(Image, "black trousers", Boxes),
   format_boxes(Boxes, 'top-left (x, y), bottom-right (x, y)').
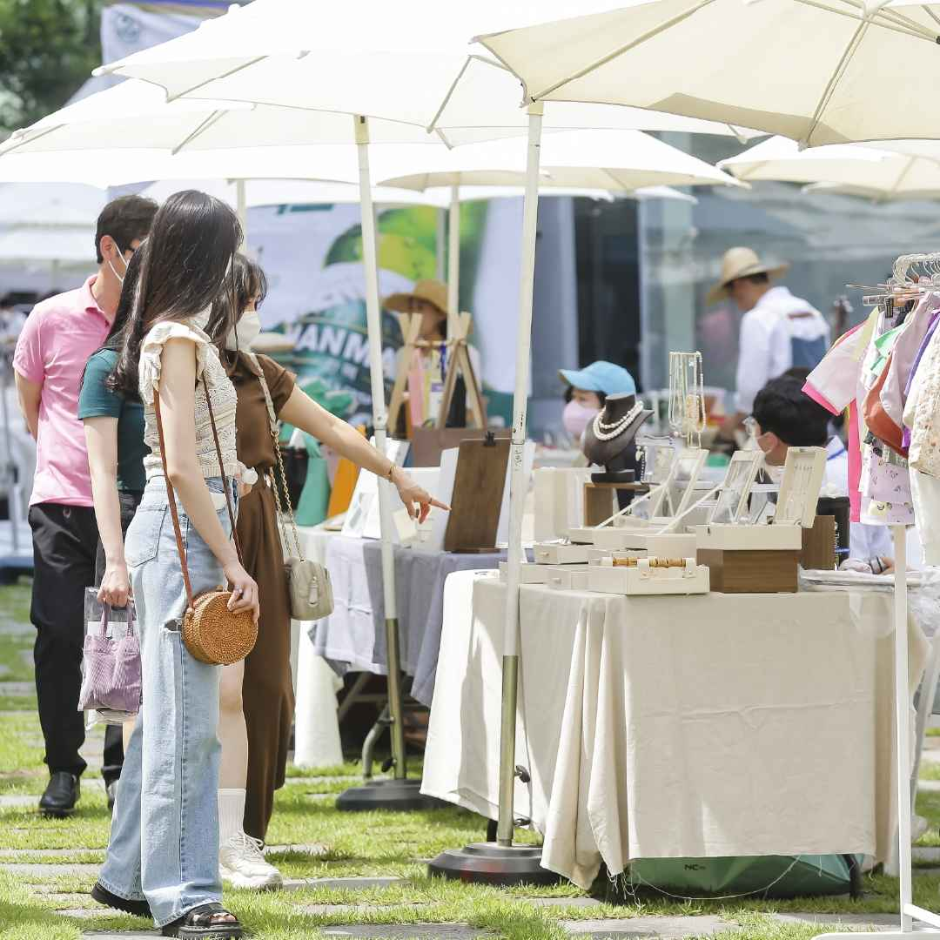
top-left (94, 491), bottom-right (142, 785)
top-left (28, 502), bottom-right (99, 778)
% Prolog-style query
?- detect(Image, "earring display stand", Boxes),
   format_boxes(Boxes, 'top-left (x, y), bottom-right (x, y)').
top-left (387, 311), bottom-right (487, 437)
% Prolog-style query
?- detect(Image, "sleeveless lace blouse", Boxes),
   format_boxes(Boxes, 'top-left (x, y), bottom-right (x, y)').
top-left (138, 321), bottom-right (239, 481)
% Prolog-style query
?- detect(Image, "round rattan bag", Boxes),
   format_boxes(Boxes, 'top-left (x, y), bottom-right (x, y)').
top-left (183, 590), bottom-right (258, 666)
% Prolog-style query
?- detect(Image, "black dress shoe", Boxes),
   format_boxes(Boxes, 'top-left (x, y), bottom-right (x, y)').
top-left (39, 772), bottom-right (80, 817)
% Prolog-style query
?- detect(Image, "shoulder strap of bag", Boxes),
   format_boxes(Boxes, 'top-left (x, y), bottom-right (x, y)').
top-left (153, 363), bottom-right (242, 611)
top-left (248, 353), bottom-right (305, 562)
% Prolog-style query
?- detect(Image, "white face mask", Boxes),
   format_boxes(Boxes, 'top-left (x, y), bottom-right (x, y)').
top-left (191, 308), bottom-right (211, 332)
top-left (107, 248), bottom-right (129, 285)
top-left (225, 309), bottom-right (261, 351)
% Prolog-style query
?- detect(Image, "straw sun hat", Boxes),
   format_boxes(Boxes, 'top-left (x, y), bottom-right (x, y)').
top-left (706, 247), bottom-right (790, 305)
top-left (383, 279), bottom-right (449, 316)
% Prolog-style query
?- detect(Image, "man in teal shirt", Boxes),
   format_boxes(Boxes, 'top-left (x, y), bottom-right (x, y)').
top-left (77, 278), bottom-right (149, 811)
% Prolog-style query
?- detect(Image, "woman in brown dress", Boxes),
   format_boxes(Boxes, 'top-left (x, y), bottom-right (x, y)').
top-left (220, 256), bottom-right (444, 880)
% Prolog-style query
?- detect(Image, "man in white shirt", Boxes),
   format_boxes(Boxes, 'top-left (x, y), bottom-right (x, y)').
top-left (751, 374), bottom-right (892, 562)
top-left (712, 247), bottom-right (831, 441)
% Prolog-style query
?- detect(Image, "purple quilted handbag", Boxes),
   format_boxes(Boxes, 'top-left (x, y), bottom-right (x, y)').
top-left (78, 599), bottom-right (141, 716)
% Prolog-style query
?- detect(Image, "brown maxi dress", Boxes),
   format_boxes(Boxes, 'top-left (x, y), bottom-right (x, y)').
top-left (231, 352), bottom-right (296, 842)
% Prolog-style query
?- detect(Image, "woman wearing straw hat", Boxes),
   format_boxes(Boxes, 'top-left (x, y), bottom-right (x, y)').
top-left (709, 247), bottom-right (830, 442)
top-left (384, 279), bottom-right (481, 432)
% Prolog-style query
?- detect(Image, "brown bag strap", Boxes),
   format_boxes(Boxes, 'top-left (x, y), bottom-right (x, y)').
top-left (152, 365), bottom-right (242, 611)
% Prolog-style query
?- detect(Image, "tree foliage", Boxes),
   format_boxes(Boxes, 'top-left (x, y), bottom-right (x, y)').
top-left (0, 0), bottom-right (103, 136)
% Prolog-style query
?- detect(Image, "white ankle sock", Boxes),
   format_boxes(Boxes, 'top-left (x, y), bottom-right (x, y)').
top-left (218, 788), bottom-right (247, 848)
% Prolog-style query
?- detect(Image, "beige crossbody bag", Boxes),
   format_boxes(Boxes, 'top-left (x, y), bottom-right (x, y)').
top-left (250, 354), bottom-right (334, 622)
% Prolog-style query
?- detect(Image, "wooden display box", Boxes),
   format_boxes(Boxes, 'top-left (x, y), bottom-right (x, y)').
top-left (583, 481), bottom-right (649, 526)
top-left (801, 515), bottom-right (836, 571)
top-left (698, 548), bottom-right (801, 594)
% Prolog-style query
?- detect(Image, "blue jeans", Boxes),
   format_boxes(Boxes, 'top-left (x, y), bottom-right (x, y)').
top-left (99, 476), bottom-right (237, 927)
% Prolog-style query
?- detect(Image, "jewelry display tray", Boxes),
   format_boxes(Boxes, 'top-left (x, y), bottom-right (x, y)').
top-left (588, 560), bottom-right (710, 596)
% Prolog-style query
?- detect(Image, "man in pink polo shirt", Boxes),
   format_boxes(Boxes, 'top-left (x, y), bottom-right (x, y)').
top-left (13, 195), bottom-right (157, 818)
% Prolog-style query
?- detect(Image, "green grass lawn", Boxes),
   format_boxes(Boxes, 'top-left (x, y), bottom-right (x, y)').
top-left (2, 579), bottom-right (940, 939)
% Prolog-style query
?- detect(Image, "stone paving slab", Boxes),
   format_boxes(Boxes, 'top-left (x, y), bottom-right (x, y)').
top-left (773, 912), bottom-right (900, 929)
top-left (320, 927), bottom-right (491, 939)
top-left (82, 933), bottom-right (157, 938)
top-left (0, 848), bottom-right (103, 859)
top-left (914, 846), bottom-right (940, 862)
top-left (0, 681), bottom-right (34, 695)
top-left (265, 842), bottom-right (329, 856)
top-left (0, 862), bottom-right (100, 876)
top-left (529, 897), bottom-right (603, 909)
top-left (562, 915), bottom-right (730, 938)
top-left (296, 903), bottom-right (373, 915)
top-left (282, 876), bottom-right (404, 892)
top-left (919, 779), bottom-right (940, 792)
top-left (56, 908), bottom-right (99, 919)
top-left (0, 794), bottom-right (40, 808)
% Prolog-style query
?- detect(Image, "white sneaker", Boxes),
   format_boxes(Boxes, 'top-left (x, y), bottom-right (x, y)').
top-left (219, 831), bottom-right (284, 890)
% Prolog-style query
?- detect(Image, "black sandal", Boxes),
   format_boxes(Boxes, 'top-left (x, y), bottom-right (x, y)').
top-left (161, 902), bottom-right (242, 938)
top-left (90, 882), bottom-right (151, 919)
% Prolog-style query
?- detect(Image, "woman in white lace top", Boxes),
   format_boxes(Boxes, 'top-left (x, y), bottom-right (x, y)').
top-left (92, 191), bottom-right (250, 938)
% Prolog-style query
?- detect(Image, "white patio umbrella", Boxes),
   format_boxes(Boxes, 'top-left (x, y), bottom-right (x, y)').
top-left (801, 181), bottom-right (940, 202)
top-left (6, 0), bottom-right (758, 858)
top-left (718, 135), bottom-right (940, 202)
top-left (476, 0), bottom-right (940, 147)
top-left (376, 128), bottom-right (738, 316)
top-left (59, 0), bottom-right (758, 853)
top-left (474, 0), bottom-right (940, 920)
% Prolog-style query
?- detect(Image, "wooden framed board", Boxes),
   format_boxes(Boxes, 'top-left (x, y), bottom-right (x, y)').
top-left (443, 436), bottom-right (511, 553)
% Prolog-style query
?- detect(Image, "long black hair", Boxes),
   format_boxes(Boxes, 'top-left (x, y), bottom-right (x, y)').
top-left (107, 190), bottom-right (242, 397)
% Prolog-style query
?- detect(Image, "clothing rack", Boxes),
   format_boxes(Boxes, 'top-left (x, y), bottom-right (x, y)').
top-left (814, 258), bottom-right (938, 939)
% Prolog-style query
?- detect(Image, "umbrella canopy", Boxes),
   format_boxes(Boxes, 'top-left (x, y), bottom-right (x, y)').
top-left (88, 1), bottom-right (760, 143)
top-left (718, 135), bottom-right (940, 200)
top-left (140, 177), bottom-right (451, 208)
top-left (376, 129), bottom-right (742, 192)
top-left (475, 0), bottom-right (940, 146)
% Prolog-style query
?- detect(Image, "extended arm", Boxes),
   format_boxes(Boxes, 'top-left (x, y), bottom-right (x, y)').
top-left (14, 372), bottom-right (41, 440)
top-left (84, 417), bottom-right (129, 606)
top-left (159, 338), bottom-right (259, 621)
top-left (279, 386), bottom-right (448, 522)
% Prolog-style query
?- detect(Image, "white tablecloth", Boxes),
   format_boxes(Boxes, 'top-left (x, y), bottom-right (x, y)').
top-left (309, 535), bottom-right (503, 705)
top-left (422, 573), bottom-right (928, 889)
top-left (292, 527), bottom-right (343, 768)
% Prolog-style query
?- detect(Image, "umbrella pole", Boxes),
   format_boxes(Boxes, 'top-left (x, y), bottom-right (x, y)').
top-left (429, 106), bottom-right (558, 883)
top-left (447, 184), bottom-right (460, 329)
top-left (337, 115), bottom-right (440, 813)
top-left (236, 180), bottom-right (248, 249)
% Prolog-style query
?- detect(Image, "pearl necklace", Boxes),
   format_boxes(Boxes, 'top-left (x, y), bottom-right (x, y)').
top-left (592, 400), bottom-right (645, 441)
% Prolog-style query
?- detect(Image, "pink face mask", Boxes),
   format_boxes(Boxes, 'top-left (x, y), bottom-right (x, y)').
top-left (563, 399), bottom-right (600, 439)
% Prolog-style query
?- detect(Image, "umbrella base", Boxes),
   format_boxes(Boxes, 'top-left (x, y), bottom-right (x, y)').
top-left (336, 777), bottom-right (445, 812)
top-left (428, 842), bottom-right (561, 886)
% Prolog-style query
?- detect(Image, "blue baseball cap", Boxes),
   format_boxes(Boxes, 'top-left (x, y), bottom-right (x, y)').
top-left (559, 360), bottom-right (636, 397)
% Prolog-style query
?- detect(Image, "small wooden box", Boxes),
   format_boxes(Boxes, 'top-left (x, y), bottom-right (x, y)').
top-left (583, 482), bottom-right (649, 526)
top-left (698, 548), bottom-right (801, 594)
top-left (801, 515), bottom-right (836, 571)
